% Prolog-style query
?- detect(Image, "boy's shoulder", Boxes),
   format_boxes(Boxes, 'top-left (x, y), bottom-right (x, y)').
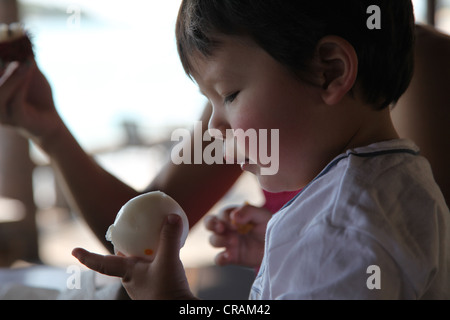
top-left (334, 139), bottom-right (444, 214)
top-left (330, 138), bottom-right (447, 228)
top-left (287, 139), bottom-right (428, 210)
top-left (304, 139), bottom-right (446, 222)
top-left (277, 139), bottom-right (448, 246)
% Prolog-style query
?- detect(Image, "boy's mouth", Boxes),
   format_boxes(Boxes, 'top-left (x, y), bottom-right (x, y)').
top-left (223, 136), bottom-right (247, 164)
top-left (240, 157), bottom-right (251, 166)
top-left (240, 160), bottom-right (251, 170)
top-left (224, 152), bottom-right (251, 165)
top-left (220, 130), bottom-right (280, 176)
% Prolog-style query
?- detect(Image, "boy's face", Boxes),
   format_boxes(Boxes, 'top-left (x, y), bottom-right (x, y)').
top-left (191, 36), bottom-right (353, 192)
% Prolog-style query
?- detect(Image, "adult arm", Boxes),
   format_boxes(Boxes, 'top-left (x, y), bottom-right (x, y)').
top-left (393, 25), bottom-right (450, 204)
top-left (0, 61), bottom-right (242, 252)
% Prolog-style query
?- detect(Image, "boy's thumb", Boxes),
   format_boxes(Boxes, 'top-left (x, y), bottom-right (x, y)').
top-left (158, 214), bottom-right (183, 261)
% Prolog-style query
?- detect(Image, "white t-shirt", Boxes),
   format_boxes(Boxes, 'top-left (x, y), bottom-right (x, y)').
top-left (250, 140), bottom-right (450, 300)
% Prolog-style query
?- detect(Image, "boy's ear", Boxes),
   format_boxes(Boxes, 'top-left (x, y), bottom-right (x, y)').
top-left (315, 36), bottom-right (358, 106)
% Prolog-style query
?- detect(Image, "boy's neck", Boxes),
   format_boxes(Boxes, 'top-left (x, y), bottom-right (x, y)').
top-left (341, 108), bottom-right (400, 153)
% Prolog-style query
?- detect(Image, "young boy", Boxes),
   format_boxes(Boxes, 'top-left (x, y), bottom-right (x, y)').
top-left (73, 0), bottom-right (450, 299)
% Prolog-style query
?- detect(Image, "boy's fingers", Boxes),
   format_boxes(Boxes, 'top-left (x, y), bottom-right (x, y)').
top-left (204, 215), bottom-right (226, 234)
top-left (215, 251), bottom-right (229, 266)
top-left (73, 215), bottom-right (185, 280)
top-left (205, 206), bottom-right (241, 234)
top-left (156, 214), bottom-right (183, 263)
top-left (231, 204), bottom-right (271, 225)
top-left (209, 233), bottom-right (233, 248)
top-left (204, 215), bottom-right (216, 230)
top-left (217, 206), bottom-right (235, 221)
top-left (214, 250), bottom-right (237, 267)
top-left (72, 248), bottom-right (131, 279)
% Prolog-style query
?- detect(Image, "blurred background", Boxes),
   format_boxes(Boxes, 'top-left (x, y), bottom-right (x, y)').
top-left (0, 0), bottom-right (449, 299)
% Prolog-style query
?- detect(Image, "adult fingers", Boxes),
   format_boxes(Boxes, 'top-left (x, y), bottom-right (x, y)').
top-left (0, 62), bottom-right (20, 86)
top-left (0, 61), bottom-right (33, 123)
top-left (0, 61), bottom-right (32, 95)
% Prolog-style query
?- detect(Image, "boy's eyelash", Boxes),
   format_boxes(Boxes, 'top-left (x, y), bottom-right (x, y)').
top-left (224, 92), bottom-right (239, 104)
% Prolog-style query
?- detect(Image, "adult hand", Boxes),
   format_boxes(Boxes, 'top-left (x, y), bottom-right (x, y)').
top-left (0, 59), bottom-right (62, 147)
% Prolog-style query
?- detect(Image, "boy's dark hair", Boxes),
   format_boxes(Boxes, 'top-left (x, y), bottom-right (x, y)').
top-left (176, 0), bottom-right (415, 110)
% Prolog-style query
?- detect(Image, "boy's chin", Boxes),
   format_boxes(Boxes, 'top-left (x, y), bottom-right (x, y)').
top-left (246, 166), bottom-right (285, 193)
top-left (257, 179), bottom-right (285, 194)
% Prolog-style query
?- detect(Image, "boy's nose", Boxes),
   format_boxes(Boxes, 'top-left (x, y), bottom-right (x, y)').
top-left (208, 108), bottom-right (229, 139)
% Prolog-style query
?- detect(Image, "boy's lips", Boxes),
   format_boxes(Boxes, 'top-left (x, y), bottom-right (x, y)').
top-left (224, 153), bottom-right (251, 165)
top-left (223, 137), bottom-right (247, 164)
top-left (240, 159), bottom-right (256, 172)
top-left (240, 157), bottom-right (251, 165)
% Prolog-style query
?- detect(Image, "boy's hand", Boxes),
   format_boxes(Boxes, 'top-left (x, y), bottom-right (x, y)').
top-left (72, 214), bottom-right (195, 300)
top-left (204, 204), bottom-right (272, 268)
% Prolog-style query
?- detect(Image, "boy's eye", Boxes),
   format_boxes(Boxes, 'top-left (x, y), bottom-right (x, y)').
top-left (224, 92), bottom-right (239, 104)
